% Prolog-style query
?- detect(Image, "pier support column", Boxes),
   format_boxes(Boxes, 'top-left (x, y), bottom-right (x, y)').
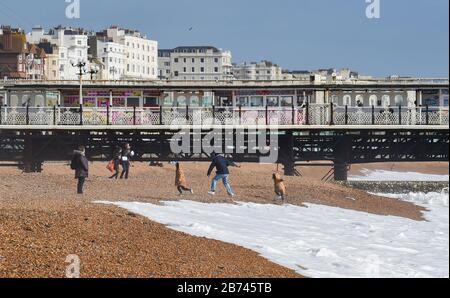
top-left (22, 134), bottom-right (43, 173)
top-left (333, 163), bottom-right (348, 181)
top-left (280, 131), bottom-right (295, 176)
top-left (333, 135), bottom-right (352, 181)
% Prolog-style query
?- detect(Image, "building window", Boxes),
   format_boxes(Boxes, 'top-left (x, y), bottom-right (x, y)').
top-left (200, 58), bottom-right (205, 63)
top-left (214, 58), bottom-right (219, 63)
top-left (192, 67), bottom-right (195, 73)
top-left (192, 58), bottom-right (195, 63)
top-left (174, 58), bottom-right (179, 63)
top-left (183, 67), bottom-right (187, 73)
top-left (183, 58), bottom-right (187, 63)
top-left (214, 67), bottom-right (219, 73)
top-left (174, 71), bottom-right (179, 77)
top-left (201, 67), bottom-right (205, 73)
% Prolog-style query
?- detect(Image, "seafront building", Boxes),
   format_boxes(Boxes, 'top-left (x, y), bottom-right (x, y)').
top-left (232, 61), bottom-right (283, 80)
top-left (0, 26), bottom-right (46, 80)
top-left (158, 46), bottom-right (233, 81)
top-left (90, 26), bottom-right (158, 80)
top-left (27, 26), bottom-right (90, 80)
top-left (25, 26), bottom-right (158, 81)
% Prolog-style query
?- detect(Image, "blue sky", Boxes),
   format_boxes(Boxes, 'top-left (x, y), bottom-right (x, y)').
top-left (0, 0), bottom-right (448, 77)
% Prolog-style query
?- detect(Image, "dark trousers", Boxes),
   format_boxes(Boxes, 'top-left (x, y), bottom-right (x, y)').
top-left (177, 185), bottom-right (191, 194)
top-left (120, 161), bottom-right (130, 179)
top-left (110, 159), bottom-right (120, 179)
top-left (77, 177), bottom-right (86, 194)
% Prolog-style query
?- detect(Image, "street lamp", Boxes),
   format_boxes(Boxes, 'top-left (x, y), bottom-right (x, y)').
top-left (110, 66), bottom-right (118, 80)
top-left (71, 59), bottom-right (86, 105)
top-left (26, 54), bottom-right (35, 80)
top-left (87, 65), bottom-right (99, 81)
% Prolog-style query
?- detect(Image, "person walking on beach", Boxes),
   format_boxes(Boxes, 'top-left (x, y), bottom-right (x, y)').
top-left (175, 162), bottom-right (194, 195)
top-left (207, 153), bottom-right (241, 197)
top-left (109, 145), bottom-right (122, 179)
top-left (120, 143), bottom-right (134, 179)
top-left (71, 146), bottom-right (89, 195)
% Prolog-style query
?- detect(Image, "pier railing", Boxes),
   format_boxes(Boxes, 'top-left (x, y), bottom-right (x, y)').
top-left (0, 105), bottom-right (448, 127)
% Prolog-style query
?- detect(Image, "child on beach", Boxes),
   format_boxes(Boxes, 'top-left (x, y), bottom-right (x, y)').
top-left (175, 163), bottom-right (194, 195)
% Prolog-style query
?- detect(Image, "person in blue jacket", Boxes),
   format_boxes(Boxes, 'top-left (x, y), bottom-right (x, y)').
top-left (207, 153), bottom-right (241, 197)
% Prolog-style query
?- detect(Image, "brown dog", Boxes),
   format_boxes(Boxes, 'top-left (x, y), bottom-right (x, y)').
top-left (175, 163), bottom-right (193, 195)
top-left (272, 173), bottom-right (286, 202)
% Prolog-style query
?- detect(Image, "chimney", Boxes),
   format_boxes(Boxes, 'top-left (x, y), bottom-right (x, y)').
top-left (3, 27), bottom-right (13, 51)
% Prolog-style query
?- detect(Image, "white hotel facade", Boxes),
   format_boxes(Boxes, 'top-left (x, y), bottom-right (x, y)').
top-left (27, 26), bottom-right (90, 80)
top-left (232, 61), bottom-right (283, 81)
top-left (158, 46), bottom-right (233, 81)
top-left (27, 26), bottom-right (158, 81)
top-left (98, 27), bottom-right (158, 80)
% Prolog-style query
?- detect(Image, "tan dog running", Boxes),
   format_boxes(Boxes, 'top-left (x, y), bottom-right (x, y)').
top-left (175, 163), bottom-right (193, 195)
top-left (272, 173), bottom-right (286, 202)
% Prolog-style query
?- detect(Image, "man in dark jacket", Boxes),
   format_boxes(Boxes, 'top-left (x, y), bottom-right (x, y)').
top-left (120, 143), bottom-right (134, 179)
top-left (207, 153), bottom-right (240, 197)
top-left (71, 146), bottom-right (89, 195)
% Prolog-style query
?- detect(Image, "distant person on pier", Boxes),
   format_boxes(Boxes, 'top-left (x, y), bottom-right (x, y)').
top-left (109, 145), bottom-right (122, 179)
top-left (207, 153), bottom-right (241, 198)
top-left (120, 143), bottom-right (134, 179)
top-left (175, 162), bottom-right (194, 195)
top-left (71, 146), bottom-right (89, 195)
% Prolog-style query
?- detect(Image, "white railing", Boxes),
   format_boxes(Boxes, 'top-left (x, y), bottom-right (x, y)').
top-left (0, 105), bottom-right (448, 127)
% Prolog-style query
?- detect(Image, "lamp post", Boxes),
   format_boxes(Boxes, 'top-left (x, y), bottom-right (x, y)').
top-left (87, 66), bottom-right (99, 81)
top-left (71, 59), bottom-right (86, 105)
top-left (26, 54), bottom-right (35, 80)
top-left (110, 66), bottom-right (118, 80)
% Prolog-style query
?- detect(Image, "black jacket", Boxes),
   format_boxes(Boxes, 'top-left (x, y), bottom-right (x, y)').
top-left (207, 155), bottom-right (237, 176)
top-left (112, 148), bottom-right (122, 161)
top-left (121, 149), bottom-right (133, 164)
top-left (72, 151), bottom-right (89, 178)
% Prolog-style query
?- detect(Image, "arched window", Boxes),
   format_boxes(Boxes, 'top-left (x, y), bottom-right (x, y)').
top-left (10, 94), bottom-right (20, 107)
top-left (331, 95), bottom-right (339, 105)
top-left (343, 95), bottom-right (352, 106)
top-left (34, 94), bottom-right (45, 107)
top-left (395, 95), bottom-right (404, 106)
top-left (21, 94), bottom-right (31, 107)
top-left (176, 96), bottom-right (187, 107)
top-left (190, 96), bottom-right (200, 107)
top-left (369, 95), bottom-right (378, 106)
top-left (355, 95), bottom-right (364, 107)
top-left (162, 94), bottom-right (173, 106)
top-left (382, 95), bottom-right (391, 107)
